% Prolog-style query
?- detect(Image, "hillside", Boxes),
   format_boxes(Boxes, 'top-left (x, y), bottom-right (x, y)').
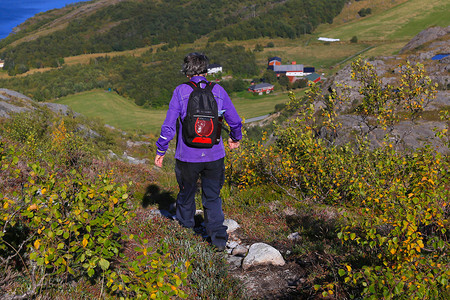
top-left (322, 26), bottom-right (450, 152)
top-left (0, 0), bottom-right (346, 74)
top-left (0, 0), bottom-right (448, 110)
top-left (0, 5), bottom-right (449, 299)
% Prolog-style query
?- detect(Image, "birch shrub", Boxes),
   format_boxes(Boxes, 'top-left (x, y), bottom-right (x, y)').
top-left (0, 139), bottom-right (190, 298)
top-left (226, 59), bottom-right (449, 299)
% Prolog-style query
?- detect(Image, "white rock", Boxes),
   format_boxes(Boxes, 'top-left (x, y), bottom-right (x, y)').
top-left (224, 219), bottom-right (240, 233)
top-left (242, 243), bottom-right (285, 270)
top-left (287, 232), bottom-right (300, 240)
top-left (232, 245), bottom-right (248, 257)
top-left (227, 241), bottom-right (239, 249)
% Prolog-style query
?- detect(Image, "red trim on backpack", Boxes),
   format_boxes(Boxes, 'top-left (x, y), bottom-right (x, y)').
top-left (192, 137), bottom-right (212, 144)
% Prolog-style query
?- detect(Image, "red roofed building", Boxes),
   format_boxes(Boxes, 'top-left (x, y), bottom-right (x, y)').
top-left (248, 83), bottom-right (274, 95)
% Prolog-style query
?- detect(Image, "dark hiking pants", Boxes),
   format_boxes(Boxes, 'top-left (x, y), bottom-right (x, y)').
top-left (175, 158), bottom-right (228, 247)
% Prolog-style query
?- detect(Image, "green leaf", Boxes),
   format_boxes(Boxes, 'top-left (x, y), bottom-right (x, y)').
top-left (338, 269), bottom-right (346, 276)
top-left (99, 258), bottom-right (110, 271)
top-left (87, 268), bottom-right (95, 277)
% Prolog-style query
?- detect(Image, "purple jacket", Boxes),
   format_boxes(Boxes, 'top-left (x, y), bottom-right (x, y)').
top-left (156, 76), bottom-right (242, 162)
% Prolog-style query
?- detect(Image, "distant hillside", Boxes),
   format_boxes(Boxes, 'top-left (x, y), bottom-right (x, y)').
top-left (0, 0), bottom-right (448, 108)
top-left (0, 44), bottom-right (259, 107)
top-left (0, 0), bottom-right (346, 74)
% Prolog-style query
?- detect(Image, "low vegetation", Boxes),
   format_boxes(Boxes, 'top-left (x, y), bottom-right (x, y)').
top-left (0, 0), bottom-right (449, 298)
top-left (225, 59), bottom-right (449, 299)
top-left (1, 58), bottom-right (448, 299)
top-left (0, 109), bottom-right (242, 299)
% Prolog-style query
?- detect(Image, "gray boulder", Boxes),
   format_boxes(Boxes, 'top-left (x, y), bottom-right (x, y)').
top-left (242, 243), bottom-right (285, 270)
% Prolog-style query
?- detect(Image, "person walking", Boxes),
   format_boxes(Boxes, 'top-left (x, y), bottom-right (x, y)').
top-left (154, 52), bottom-right (242, 251)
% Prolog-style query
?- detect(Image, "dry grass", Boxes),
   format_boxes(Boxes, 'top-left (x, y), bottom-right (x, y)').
top-left (331, 0), bottom-right (409, 26)
top-left (64, 46), bottom-right (154, 65)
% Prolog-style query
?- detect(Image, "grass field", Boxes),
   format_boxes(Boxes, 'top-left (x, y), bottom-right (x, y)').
top-left (55, 90), bottom-right (167, 133)
top-left (316, 0), bottom-right (450, 41)
top-left (55, 89), bottom-right (292, 133)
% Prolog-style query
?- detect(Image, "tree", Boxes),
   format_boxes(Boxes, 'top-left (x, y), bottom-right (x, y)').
top-left (262, 69), bottom-right (277, 84)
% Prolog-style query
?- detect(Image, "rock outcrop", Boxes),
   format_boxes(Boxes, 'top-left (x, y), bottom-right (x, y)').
top-left (0, 88), bottom-right (78, 118)
top-left (400, 26), bottom-right (450, 54)
top-left (321, 26), bottom-right (450, 152)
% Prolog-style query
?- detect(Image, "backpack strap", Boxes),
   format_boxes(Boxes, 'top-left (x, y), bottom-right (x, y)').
top-left (184, 81), bottom-right (197, 90)
top-left (184, 80), bottom-right (215, 90)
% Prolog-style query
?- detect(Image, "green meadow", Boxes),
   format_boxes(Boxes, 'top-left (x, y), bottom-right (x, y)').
top-left (55, 90), bottom-right (167, 133)
top-left (55, 89), bottom-right (292, 133)
top-left (316, 0), bottom-right (449, 41)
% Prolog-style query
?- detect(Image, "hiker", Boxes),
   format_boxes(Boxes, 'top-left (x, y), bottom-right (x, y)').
top-left (154, 52), bottom-right (242, 251)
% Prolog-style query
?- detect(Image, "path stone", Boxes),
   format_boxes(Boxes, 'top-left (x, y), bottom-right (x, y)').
top-left (232, 244), bottom-right (248, 257)
top-left (224, 219), bottom-right (240, 233)
top-left (227, 256), bottom-right (243, 269)
top-left (242, 243), bottom-right (285, 270)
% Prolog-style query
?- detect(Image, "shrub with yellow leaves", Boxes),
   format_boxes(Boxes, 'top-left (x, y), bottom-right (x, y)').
top-left (226, 59), bottom-right (449, 299)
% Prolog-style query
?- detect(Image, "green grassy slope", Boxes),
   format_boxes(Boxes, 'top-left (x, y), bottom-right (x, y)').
top-left (316, 0), bottom-right (449, 40)
top-left (252, 0), bottom-right (450, 74)
top-left (55, 89), bottom-right (292, 133)
top-left (56, 90), bottom-right (167, 133)
top-left (314, 0), bottom-right (450, 56)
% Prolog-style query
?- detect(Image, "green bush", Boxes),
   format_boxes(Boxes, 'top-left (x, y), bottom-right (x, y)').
top-left (358, 8), bottom-right (372, 17)
top-left (226, 59), bottom-right (449, 299)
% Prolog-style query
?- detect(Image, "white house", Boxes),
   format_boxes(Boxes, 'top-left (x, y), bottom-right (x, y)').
top-left (0, 60), bottom-right (4, 68)
top-left (207, 63), bottom-right (222, 74)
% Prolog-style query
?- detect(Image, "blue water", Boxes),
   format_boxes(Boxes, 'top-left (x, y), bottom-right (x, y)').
top-left (432, 54), bottom-right (450, 60)
top-left (0, 0), bottom-right (87, 40)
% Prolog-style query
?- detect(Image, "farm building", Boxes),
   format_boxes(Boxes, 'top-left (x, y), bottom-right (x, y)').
top-left (268, 57), bottom-right (282, 68)
top-left (305, 72), bottom-right (321, 83)
top-left (248, 83), bottom-right (274, 95)
top-left (268, 57), bottom-right (317, 83)
top-left (207, 63), bottom-right (222, 74)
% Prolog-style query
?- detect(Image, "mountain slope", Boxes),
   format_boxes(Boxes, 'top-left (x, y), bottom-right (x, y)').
top-left (0, 0), bottom-right (346, 74)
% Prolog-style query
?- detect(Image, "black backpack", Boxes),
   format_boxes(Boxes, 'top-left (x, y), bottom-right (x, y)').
top-left (181, 80), bottom-right (220, 148)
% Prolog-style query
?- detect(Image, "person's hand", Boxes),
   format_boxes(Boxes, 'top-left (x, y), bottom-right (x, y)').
top-left (154, 154), bottom-right (164, 168)
top-left (228, 138), bottom-right (240, 150)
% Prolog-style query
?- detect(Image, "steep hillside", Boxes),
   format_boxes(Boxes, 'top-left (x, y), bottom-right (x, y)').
top-left (0, 0), bottom-right (448, 109)
top-left (0, 0), bottom-right (346, 74)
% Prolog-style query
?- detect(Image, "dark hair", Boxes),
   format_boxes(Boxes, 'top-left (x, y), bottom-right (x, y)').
top-left (182, 52), bottom-right (209, 76)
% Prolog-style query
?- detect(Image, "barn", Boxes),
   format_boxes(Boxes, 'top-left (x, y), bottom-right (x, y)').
top-left (248, 83), bottom-right (274, 95)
